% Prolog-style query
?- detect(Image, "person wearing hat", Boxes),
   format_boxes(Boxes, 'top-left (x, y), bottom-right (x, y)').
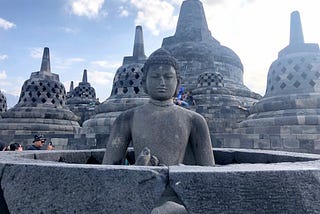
top-left (28, 134), bottom-right (46, 150)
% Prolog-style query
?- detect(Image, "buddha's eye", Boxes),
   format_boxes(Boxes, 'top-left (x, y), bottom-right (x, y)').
top-left (150, 74), bottom-right (160, 78)
top-left (164, 74), bottom-right (174, 79)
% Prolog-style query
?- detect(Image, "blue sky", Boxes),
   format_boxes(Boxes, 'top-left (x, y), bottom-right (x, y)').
top-left (1, 0), bottom-right (320, 107)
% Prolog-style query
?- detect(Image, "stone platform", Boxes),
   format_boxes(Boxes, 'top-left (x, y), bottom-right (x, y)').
top-left (0, 149), bottom-right (320, 213)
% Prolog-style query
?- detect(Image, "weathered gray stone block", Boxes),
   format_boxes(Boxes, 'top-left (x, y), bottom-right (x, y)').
top-left (283, 137), bottom-right (300, 149)
top-left (2, 163), bottom-right (167, 214)
top-left (170, 165), bottom-right (320, 214)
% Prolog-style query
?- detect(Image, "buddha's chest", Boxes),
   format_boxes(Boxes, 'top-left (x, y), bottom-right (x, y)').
top-left (131, 110), bottom-right (190, 151)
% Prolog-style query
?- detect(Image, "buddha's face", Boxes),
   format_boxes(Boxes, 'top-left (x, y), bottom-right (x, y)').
top-left (146, 64), bottom-right (177, 101)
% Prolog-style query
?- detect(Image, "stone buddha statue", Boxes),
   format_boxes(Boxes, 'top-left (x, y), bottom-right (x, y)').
top-left (102, 48), bottom-right (214, 166)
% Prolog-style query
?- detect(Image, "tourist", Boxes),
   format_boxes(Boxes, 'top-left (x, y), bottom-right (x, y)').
top-left (28, 134), bottom-right (46, 150)
top-left (9, 143), bottom-right (23, 151)
top-left (185, 91), bottom-right (196, 106)
top-left (47, 142), bottom-right (55, 150)
top-left (177, 86), bottom-right (184, 100)
top-left (103, 48), bottom-right (214, 166)
top-left (173, 95), bottom-right (189, 108)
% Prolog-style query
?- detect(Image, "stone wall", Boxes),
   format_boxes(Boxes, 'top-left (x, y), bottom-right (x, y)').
top-left (0, 149), bottom-right (320, 213)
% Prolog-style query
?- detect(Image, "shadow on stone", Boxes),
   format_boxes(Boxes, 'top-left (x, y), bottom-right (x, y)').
top-left (0, 169), bottom-right (9, 214)
top-left (86, 156), bottom-right (100, 164)
top-left (0, 187), bottom-right (9, 214)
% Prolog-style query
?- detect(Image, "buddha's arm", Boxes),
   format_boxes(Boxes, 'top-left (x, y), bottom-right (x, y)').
top-left (190, 114), bottom-right (215, 166)
top-left (102, 112), bottom-right (132, 165)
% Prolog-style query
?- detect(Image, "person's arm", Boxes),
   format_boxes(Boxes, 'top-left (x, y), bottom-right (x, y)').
top-left (189, 114), bottom-right (215, 166)
top-left (102, 111), bottom-right (133, 165)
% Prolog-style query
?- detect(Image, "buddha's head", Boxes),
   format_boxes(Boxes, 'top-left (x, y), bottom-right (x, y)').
top-left (142, 48), bottom-right (180, 101)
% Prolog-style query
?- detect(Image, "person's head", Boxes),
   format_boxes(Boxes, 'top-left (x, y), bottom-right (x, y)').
top-left (142, 48), bottom-right (180, 101)
top-left (47, 142), bottom-right (55, 150)
top-left (9, 143), bottom-right (23, 151)
top-left (33, 134), bottom-right (46, 148)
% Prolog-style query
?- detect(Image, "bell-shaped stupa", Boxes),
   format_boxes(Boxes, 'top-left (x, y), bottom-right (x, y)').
top-left (66, 69), bottom-right (100, 125)
top-left (0, 47), bottom-right (80, 148)
top-left (237, 11), bottom-right (320, 153)
top-left (161, 0), bottom-right (261, 147)
top-left (81, 26), bottom-right (149, 148)
top-left (0, 90), bottom-right (7, 114)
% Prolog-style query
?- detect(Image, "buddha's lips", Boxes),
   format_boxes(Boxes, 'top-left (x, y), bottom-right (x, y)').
top-left (156, 88), bottom-right (167, 92)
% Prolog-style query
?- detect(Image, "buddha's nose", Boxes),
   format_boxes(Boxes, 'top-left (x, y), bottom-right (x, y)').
top-left (159, 76), bottom-right (165, 86)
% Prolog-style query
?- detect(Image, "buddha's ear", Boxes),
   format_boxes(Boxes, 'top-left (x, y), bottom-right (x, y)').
top-left (174, 77), bottom-right (181, 97)
top-left (142, 79), bottom-right (148, 94)
top-left (141, 67), bottom-right (148, 94)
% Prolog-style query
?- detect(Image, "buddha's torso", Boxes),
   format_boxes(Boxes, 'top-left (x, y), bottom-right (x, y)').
top-left (131, 102), bottom-right (193, 165)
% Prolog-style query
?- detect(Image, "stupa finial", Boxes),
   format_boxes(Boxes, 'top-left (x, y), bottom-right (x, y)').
top-left (290, 11), bottom-right (304, 45)
top-left (82, 69), bottom-right (88, 83)
top-left (278, 11), bottom-right (319, 57)
top-left (174, 0), bottom-right (212, 41)
top-left (40, 47), bottom-right (51, 73)
top-left (133, 26), bottom-right (146, 59)
top-left (69, 81), bottom-right (74, 92)
top-left (123, 26), bottom-right (147, 64)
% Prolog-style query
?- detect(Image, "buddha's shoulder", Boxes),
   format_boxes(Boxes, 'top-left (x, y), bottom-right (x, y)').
top-left (173, 105), bottom-right (205, 119)
top-left (116, 108), bottom-right (135, 120)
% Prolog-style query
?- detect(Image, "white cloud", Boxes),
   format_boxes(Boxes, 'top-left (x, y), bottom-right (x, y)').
top-left (61, 27), bottom-right (79, 34)
top-left (118, 6), bottom-right (129, 17)
top-left (130, 0), bottom-right (179, 35)
top-left (67, 58), bottom-right (85, 63)
top-left (30, 48), bottom-right (43, 59)
top-left (0, 82), bottom-right (12, 87)
top-left (69, 0), bottom-right (105, 18)
top-left (87, 70), bottom-right (114, 85)
top-left (0, 71), bottom-right (7, 80)
top-left (91, 60), bottom-right (121, 69)
top-left (54, 57), bottom-right (85, 70)
top-left (0, 18), bottom-right (16, 30)
top-left (165, 0), bottom-right (183, 5)
top-left (0, 54), bottom-right (8, 60)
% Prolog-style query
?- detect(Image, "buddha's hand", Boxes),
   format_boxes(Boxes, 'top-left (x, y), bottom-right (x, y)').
top-left (135, 147), bottom-right (160, 166)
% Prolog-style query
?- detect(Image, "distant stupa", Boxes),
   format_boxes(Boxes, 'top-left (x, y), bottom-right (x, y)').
top-left (66, 69), bottom-right (100, 126)
top-left (0, 47), bottom-right (80, 148)
top-left (0, 90), bottom-right (7, 114)
top-left (236, 11), bottom-right (320, 153)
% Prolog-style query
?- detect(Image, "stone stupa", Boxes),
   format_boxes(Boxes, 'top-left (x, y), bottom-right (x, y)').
top-left (236, 11), bottom-right (320, 153)
top-left (161, 0), bottom-right (261, 147)
top-left (66, 69), bottom-right (100, 126)
top-left (81, 26), bottom-right (149, 148)
top-left (0, 90), bottom-right (7, 114)
top-left (0, 47), bottom-right (80, 148)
